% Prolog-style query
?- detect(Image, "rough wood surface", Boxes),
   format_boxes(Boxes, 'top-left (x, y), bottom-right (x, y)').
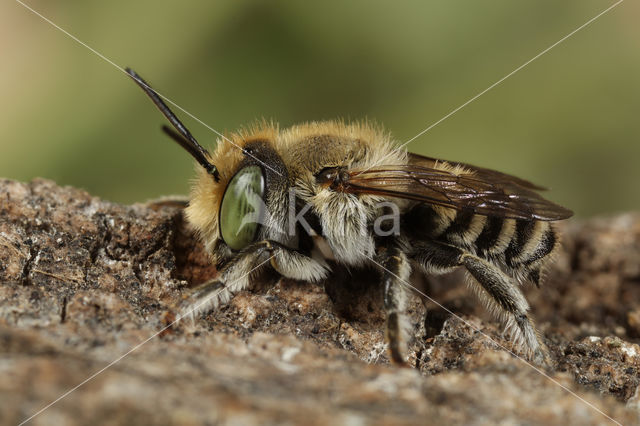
top-left (1, 178), bottom-right (639, 425)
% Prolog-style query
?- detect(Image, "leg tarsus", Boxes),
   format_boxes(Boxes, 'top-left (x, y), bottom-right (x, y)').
top-left (386, 312), bottom-right (408, 365)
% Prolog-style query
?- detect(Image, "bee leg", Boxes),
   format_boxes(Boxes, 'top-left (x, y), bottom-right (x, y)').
top-left (178, 245), bottom-right (265, 321)
top-left (267, 241), bottom-right (330, 283)
top-left (413, 241), bottom-right (549, 365)
top-left (461, 254), bottom-right (549, 365)
top-left (375, 245), bottom-right (412, 365)
top-left (179, 240), bottom-right (329, 320)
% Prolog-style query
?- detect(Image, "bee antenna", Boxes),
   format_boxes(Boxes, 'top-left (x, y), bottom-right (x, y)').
top-left (125, 68), bottom-right (220, 182)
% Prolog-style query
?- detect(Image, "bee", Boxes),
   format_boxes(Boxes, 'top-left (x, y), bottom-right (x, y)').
top-left (126, 68), bottom-right (573, 366)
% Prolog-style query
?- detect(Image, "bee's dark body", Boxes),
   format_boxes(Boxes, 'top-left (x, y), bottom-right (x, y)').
top-left (406, 204), bottom-right (558, 285)
top-left (127, 68), bottom-right (572, 366)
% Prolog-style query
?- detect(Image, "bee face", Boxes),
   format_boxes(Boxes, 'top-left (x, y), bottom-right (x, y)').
top-left (185, 126), bottom-right (272, 253)
top-left (127, 69), bottom-right (572, 366)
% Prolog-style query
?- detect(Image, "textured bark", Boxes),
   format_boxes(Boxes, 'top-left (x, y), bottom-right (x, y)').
top-left (0, 178), bottom-right (638, 425)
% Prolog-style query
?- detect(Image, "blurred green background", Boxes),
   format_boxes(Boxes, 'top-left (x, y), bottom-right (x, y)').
top-left (2, 1), bottom-right (638, 217)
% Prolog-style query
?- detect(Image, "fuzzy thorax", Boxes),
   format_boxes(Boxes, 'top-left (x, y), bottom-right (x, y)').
top-left (185, 120), bottom-right (405, 256)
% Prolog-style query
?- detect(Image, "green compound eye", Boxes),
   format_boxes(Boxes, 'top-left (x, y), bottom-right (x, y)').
top-left (219, 165), bottom-right (266, 251)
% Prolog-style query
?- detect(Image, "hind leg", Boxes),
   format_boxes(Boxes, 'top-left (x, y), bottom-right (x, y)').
top-left (412, 240), bottom-right (549, 365)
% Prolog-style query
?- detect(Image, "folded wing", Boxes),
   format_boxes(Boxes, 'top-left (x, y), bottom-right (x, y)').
top-left (343, 153), bottom-right (573, 221)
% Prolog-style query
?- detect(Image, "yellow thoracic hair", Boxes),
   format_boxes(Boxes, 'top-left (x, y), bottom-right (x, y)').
top-left (184, 120), bottom-right (405, 253)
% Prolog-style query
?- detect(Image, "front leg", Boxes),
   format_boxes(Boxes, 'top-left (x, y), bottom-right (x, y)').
top-left (375, 244), bottom-right (412, 365)
top-left (179, 240), bottom-right (329, 320)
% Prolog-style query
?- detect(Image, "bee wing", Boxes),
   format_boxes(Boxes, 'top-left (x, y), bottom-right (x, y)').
top-left (408, 152), bottom-right (547, 191)
top-left (344, 160), bottom-right (573, 221)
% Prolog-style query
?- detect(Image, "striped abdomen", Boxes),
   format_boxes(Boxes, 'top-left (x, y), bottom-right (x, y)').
top-left (432, 207), bottom-right (559, 285)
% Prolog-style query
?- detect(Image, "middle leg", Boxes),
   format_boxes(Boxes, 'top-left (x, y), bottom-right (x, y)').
top-left (375, 243), bottom-right (412, 365)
